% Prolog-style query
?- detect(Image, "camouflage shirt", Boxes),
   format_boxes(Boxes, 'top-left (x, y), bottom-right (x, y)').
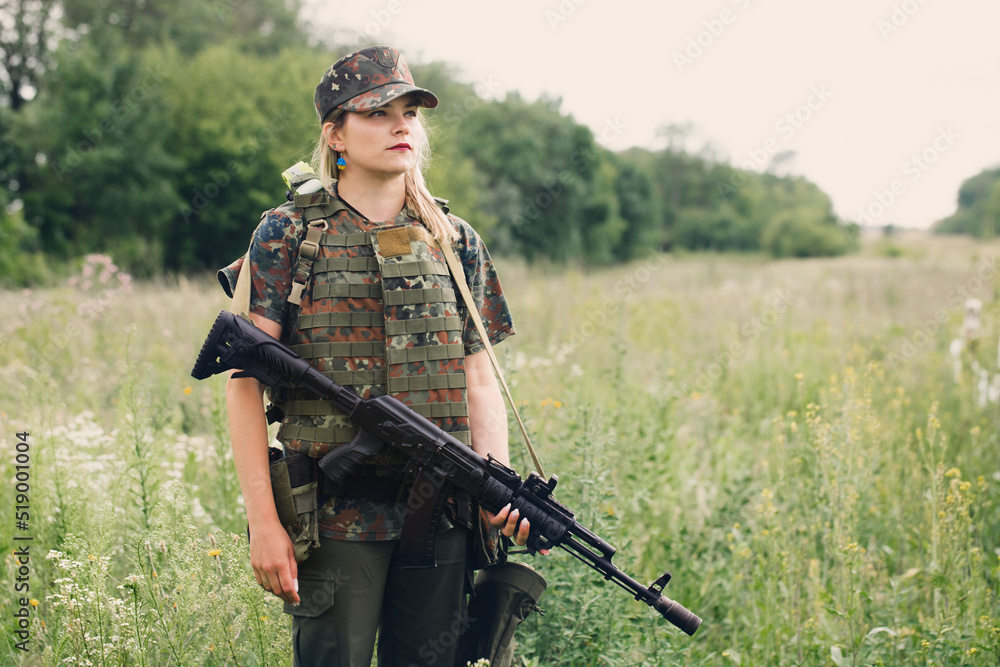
top-left (244, 183), bottom-right (515, 540)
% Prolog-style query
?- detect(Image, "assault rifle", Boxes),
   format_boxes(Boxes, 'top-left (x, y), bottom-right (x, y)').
top-left (191, 310), bottom-right (702, 635)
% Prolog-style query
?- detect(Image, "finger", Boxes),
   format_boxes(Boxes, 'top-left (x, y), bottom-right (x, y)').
top-left (276, 565), bottom-right (300, 605)
top-left (504, 508), bottom-right (521, 537)
top-left (489, 503), bottom-right (511, 528)
top-left (514, 517), bottom-right (530, 546)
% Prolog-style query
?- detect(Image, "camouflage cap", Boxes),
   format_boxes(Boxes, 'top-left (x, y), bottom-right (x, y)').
top-left (314, 45), bottom-right (439, 122)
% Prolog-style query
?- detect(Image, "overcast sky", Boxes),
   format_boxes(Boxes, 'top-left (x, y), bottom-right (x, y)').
top-left (302, 0), bottom-right (1000, 230)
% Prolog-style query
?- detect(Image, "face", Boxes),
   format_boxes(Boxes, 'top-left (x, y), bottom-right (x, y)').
top-left (327, 93), bottom-right (424, 181)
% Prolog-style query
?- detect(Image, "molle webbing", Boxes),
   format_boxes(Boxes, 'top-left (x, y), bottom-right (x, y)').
top-left (381, 259), bottom-right (449, 279)
top-left (319, 231), bottom-right (370, 247)
top-left (281, 423), bottom-right (359, 443)
top-left (388, 343), bottom-right (464, 365)
top-left (384, 287), bottom-right (455, 305)
top-left (385, 315), bottom-right (461, 336)
top-left (313, 256), bottom-right (381, 273)
top-left (293, 193), bottom-right (347, 219)
top-left (290, 341), bottom-right (383, 358)
top-left (386, 373), bottom-right (467, 392)
top-left (282, 422), bottom-right (472, 447)
top-left (281, 399), bottom-right (468, 419)
top-left (297, 311), bottom-right (384, 329)
top-left (311, 283), bottom-right (382, 300)
top-left (410, 402), bottom-right (469, 419)
top-left (318, 369), bottom-right (387, 386)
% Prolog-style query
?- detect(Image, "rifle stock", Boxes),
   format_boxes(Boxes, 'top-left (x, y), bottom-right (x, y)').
top-left (192, 310), bottom-right (702, 635)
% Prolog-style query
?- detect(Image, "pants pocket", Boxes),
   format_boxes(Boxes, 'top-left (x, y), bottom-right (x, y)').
top-left (285, 574), bottom-right (336, 618)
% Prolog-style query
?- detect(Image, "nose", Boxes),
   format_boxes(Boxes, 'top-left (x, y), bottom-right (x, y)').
top-left (392, 110), bottom-right (409, 135)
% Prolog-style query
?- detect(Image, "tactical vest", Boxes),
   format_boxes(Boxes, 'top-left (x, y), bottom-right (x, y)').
top-left (274, 191), bottom-right (472, 468)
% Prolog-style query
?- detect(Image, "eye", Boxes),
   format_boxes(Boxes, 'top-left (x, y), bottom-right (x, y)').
top-left (367, 109), bottom-right (386, 117)
top-left (405, 109), bottom-right (418, 118)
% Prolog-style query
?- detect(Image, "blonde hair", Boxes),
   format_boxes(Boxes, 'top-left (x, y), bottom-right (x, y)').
top-left (311, 107), bottom-right (459, 245)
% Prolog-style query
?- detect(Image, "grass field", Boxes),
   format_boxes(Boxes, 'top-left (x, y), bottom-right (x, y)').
top-left (3, 233), bottom-right (1000, 665)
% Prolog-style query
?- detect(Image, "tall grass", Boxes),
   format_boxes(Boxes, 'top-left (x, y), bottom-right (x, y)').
top-left (2, 235), bottom-right (1000, 665)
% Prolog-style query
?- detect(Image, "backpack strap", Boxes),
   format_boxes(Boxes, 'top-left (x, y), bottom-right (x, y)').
top-left (280, 162), bottom-right (346, 306)
top-left (230, 248), bottom-right (253, 320)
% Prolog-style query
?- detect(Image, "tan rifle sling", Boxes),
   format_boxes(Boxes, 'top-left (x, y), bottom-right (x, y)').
top-left (438, 241), bottom-right (547, 479)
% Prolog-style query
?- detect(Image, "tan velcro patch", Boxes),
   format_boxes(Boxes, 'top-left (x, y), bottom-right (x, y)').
top-left (377, 227), bottom-right (413, 258)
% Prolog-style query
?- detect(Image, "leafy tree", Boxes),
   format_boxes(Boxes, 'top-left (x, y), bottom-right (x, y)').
top-left (935, 167), bottom-right (1000, 237)
top-left (11, 34), bottom-right (180, 275)
top-left (454, 93), bottom-right (623, 263)
top-left (610, 157), bottom-right (659, 260)
top-left (161, 42), bottom-right (327, 270)
top-left (0, 0), bottom-right (60, 110)
top-left (60, 0), bottom-right (302, 54)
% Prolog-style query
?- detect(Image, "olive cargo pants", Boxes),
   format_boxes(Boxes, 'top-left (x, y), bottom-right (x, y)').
top-left (285, 527), bottom-right (469, 667)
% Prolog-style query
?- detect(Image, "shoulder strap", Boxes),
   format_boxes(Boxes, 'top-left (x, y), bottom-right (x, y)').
top-left (439, 241), bottom-right (547, 478)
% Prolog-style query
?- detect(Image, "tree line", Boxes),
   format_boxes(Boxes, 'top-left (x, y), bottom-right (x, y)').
top-left (0, 0), bottom-right (861, 285)
top-left (933, 167), bottom-right (1000, 238)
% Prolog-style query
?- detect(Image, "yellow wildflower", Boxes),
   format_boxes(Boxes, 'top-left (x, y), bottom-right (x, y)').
top-left (29, 599), bottom-right (39, 607)
top-left (208, 549), bottom-right (222, 557)
top-left (945, 468), bottom-right (961, 479)
top-left (183, 386), bottom-right (193, 395)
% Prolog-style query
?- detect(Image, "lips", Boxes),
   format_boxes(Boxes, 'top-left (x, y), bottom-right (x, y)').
top-left (388, 143), bottom-right (411, 150)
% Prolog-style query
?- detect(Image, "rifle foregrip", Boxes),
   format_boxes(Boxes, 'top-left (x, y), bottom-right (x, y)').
top-left (655, 596), bottom-right (702, 636)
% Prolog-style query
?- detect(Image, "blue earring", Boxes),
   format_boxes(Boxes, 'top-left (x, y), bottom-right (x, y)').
top-left (336, 156), bottom-right (346, 171)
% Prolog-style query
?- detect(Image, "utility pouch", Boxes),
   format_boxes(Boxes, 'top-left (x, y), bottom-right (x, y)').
top-left (268, 449), bottom-right (321, 562)
top-left (456, 562), bottom-right (547, 667)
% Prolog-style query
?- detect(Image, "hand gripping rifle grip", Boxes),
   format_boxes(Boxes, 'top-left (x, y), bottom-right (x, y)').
top-left (654, 596), bottom-right (702, 636)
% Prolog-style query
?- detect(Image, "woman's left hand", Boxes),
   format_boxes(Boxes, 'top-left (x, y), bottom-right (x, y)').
top-left (484, 504), bottom-right (550, 555)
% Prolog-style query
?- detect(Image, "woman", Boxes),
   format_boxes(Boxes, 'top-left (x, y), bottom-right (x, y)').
top-left (224, 45), bottom-right (532, 666)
